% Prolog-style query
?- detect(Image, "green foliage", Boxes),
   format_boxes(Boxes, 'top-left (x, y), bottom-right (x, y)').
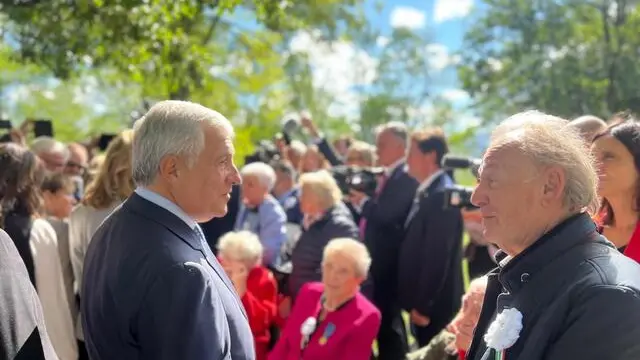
top-left (458, 0), bottom-right (640, 122)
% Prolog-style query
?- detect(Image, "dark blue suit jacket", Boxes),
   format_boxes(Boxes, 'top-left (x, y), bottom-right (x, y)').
top-left (81, 193), bottom-right (255, 360)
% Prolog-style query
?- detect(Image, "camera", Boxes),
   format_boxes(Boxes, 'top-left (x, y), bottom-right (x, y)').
top-left (331, 165), bottom-right (383, 197)
top-left (244, 140), bottom-right (281, 165)
top-left (441, 155), bottom-right (481, 210)
top-left (244, 113), bottom-right (302, 165)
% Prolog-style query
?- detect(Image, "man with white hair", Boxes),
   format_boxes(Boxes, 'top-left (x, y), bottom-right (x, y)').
top-left (466, 111), bottom-right (640, 360)
top-left (31, 136), bottom-right (69, 173)
top-left (81, 101), bottom-right (254, 360)
top-left (234, 161), bottom-right (287, 267)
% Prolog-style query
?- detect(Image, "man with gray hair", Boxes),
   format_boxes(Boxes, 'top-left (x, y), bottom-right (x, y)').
top-left (349, 121), bottom-right (418, 360)
top-left (31, 136), bottom-right (69, 173)
top-left (466, 111), bottom-right (640, 360)
top-left (81, 101), bottom-right (254, 360)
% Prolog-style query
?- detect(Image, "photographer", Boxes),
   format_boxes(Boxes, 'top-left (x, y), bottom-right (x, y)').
top-left (398, 128), bottom-right (464, 348)
top-left (349, 122), bottom-right (418, 360)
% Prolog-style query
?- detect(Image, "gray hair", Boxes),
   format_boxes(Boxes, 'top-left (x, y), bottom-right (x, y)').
top-left (374, 121), bottom-right (409, 147)
top-left (240, 162), bottom-right (277, 192)
top-left (132, 100), bottom-right (233, 186)
top-left (271, 160), bottom-right (297, 181)
top-left (217, 231), bottom-right (264, 268)
top-left (490, 110), bottom-right (599, 214)
top-left (30, 136), bottom-right (70, 160)
top-left (322, 238), bottom-right (371, 278)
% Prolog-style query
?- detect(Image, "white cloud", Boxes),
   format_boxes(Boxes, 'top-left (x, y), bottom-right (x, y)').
top-left (441, 88), bottom-right (470, 103)
top-left (425, 43), bottom-right (459, 71)
top-left (289, 30), bottom-right (378, 119)
top-left (390, 6), bottom-right (427, 29)
top-left (376, 36), bottom-right (390, 48)
top-left (434, 0), bottom-right (474, 23)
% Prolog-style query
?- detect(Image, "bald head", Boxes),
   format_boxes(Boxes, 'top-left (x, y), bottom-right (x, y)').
top-left (568, 115), bottom-right (607, 143)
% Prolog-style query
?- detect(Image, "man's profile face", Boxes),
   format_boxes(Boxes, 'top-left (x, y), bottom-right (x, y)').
top-left (471, 146), bottom-right (543, 253)
top-left (375, 130), bottom-right (402, 167)
top-left (172, 124), bottom-right (241, 222)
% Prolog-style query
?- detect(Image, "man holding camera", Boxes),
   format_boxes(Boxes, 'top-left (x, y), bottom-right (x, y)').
top-left (349, 122), bottom-right (417, 360)
top-left (398, 128), bottom-right (464, 348)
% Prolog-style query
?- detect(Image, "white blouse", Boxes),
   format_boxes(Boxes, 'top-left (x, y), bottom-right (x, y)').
top-left (30, 218), bottom-right (78, 360)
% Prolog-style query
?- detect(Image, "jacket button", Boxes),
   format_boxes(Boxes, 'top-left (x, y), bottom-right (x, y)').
top-left (520, 273), bottom-right (530, 283)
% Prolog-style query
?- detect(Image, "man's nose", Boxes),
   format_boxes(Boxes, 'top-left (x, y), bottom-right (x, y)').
top-left (470, 184), bottom-right (487, 208)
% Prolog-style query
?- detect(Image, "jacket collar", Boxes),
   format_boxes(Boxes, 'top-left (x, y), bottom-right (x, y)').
top-left (497, 212), bottom-right (606, 294)
top-left (123, 193), bottom-right (203, 253)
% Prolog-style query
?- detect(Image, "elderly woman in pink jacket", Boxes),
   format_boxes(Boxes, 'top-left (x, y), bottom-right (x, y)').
top-left (269, 237), bottom-right (380, 360)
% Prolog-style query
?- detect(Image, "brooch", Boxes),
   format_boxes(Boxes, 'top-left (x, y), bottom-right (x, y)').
top-left (318, 323), bottom-right (336, 345)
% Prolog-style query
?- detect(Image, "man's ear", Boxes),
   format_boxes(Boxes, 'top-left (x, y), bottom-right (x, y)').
top-left (158, 155), bottom-right (180, 183)
top-left (541, 166), bottom-right (565, 205)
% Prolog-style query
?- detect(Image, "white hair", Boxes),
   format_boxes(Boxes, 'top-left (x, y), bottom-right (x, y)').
top-left (490, 110), bottom-right (599, 214)
top-left (217, 231), bottom-right (264, 268)
top-left (30, 136), bottom-right (70, 160)
top-left (323, 238), bottom-right (371, 278)
top-left (298, 170), bottom-right (342, 210)
top-left (240, 162), bottom-right (276, 192)
top-left (132, 100), bottom-right (234, 186)
top-left (374, 121), bottom-right (409, 146)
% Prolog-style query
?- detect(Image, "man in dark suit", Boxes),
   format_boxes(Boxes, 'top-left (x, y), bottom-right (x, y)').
top-left (398, 128), bottom-right (464, 347)
top-left (350, 121), bottom-right (418, 360)
top-left (0, 229), bottom-right (58, 360)
top-left (81, 101), bottom-right (255, 360)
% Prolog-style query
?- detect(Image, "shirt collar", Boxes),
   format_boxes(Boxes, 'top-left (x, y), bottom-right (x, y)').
top-left (276, 187), bottom-right (298, 203)
top-left (384, 157), bottom-right (405, 177)
top-left (134, 187), bottom-right (198, 230)
top-left (416, 169), bottom-right (445, 194)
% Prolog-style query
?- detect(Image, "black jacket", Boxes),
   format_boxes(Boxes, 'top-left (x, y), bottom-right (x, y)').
top-left (467, 213), bottom-right (640, 360)
top-left (397, 172), bottom-right (464, 328)
top-left (288, 204), bottom-right (359, 300)
top-left (362, 163), bottom-right (418, 303)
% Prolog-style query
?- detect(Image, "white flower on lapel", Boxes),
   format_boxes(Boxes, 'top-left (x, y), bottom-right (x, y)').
top-left (301, 316), bottom-right (317, 337)
top-left (484, 307), bottom-right (523, 351)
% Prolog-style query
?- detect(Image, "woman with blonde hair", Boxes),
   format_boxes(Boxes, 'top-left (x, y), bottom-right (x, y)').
top-left (69, 129), bottom-right (134, 359)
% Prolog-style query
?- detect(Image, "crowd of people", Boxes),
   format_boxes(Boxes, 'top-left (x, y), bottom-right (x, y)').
top-left (1, 100), bottom-right (640, 360)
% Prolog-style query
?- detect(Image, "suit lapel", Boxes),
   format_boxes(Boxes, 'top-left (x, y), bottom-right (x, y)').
top-left (124, 194), bottom-right (246, 316)
top-left (405, 172), bottom-right (449, 227)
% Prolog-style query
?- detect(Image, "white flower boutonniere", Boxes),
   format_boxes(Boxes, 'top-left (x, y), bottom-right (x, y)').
top-left (300, 316), bottom-right (317, 350)
top-left (484, 307), bottom-right (523, 359)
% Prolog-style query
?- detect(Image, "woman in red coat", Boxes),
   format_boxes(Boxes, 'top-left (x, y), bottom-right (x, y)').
top-left (218, 231), bottom-right (278, 360)
top-left (268, 237), bottom-right (380, 360)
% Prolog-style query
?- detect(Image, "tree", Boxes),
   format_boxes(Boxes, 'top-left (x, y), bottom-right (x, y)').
top-left (0, 0), bottom-right (369, 159)
top-left (458, 0), bottom-right (640, 122)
